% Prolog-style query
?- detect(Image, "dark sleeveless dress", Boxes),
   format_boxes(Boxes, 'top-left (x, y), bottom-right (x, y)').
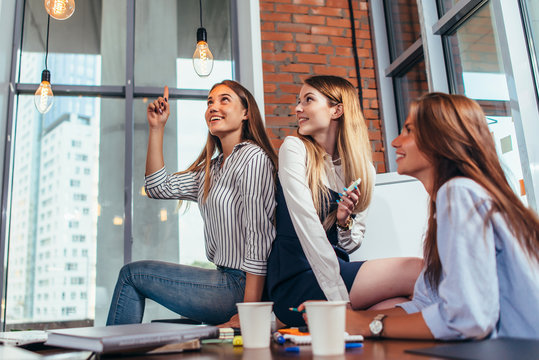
top-left (266, 181), bottom-right (365, 326)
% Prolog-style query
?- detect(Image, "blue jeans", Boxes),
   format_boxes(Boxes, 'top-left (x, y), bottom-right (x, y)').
top-left (106, 260), bottom-right (246, 325)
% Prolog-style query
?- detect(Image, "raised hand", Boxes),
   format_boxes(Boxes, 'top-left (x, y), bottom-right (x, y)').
top-left (147, 86), bottom-right (170, 130)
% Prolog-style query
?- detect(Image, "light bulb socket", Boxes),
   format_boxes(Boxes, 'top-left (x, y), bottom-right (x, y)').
top-left (197, 27), bottom-right (207, 43)
top-left (41, 69), bottom-right (51, 83)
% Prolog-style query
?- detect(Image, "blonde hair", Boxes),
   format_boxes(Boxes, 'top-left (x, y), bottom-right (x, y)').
top-left (178, 80), bottom-right (277, 206)
top-left (299, 75), bottom-right (374, 229)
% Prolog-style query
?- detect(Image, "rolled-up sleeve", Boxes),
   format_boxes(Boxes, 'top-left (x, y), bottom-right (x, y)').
top-left (239, 153), bottom-right (276, 275)
top-left (279, 137), bottom-right (349, 301)
top-left (400, 181), bottom-right (499, 340)
top-left (145, 167), bottom-right (199, 201)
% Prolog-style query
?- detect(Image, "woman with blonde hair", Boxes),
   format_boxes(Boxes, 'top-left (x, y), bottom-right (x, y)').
top-left (107, 80), bottom-right (277, 328)
top-left (266, 75), bottom-right (423, 326)
top-left (345, 92), bottom-right (539, 339)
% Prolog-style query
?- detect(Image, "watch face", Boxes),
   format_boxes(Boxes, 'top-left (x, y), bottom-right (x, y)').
top-left (369, 320), bottom-right (383, 335)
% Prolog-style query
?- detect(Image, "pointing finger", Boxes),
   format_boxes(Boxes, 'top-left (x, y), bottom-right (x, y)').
top-left (163, 86), bottom-right (169, 102)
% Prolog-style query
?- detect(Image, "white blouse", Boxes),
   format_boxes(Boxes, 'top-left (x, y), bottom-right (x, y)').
top-left (278, 136), bottom-right (373, 301)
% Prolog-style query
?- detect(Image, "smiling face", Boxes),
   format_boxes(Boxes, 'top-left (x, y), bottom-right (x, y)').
top-left (391, 114), bottom-right (434, 187)
top-left (295, 84), bottom-right (341, 141)
top-left (205, 85), bottom-right (247, 141)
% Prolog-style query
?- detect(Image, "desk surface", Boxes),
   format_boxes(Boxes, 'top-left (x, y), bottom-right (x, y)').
top-left (30, 339), bottom-right (445, 359)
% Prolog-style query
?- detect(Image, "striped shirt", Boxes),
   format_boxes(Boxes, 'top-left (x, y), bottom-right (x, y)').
top-left (145, 142), bottom-right (276, 276)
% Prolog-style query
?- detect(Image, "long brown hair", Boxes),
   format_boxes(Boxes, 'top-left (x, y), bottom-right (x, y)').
top-left (299, 75), bottom-right (374, 228)
top-left (179, 80), bottom-right (277, 203)
top-left (412, 92), bottom-right (539, 288)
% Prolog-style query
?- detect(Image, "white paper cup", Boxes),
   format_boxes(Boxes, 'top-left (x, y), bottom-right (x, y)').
top-left (237, 302), bottom-right (274, 348)
top-left (304, 300), bottom-right (347, 356)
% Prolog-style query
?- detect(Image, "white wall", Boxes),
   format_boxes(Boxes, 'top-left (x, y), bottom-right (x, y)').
top-left (350, 172), bottom-right (428, 261)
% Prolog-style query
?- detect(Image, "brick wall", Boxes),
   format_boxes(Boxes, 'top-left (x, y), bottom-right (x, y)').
top-left (259, 0), bottom-right (386, 172)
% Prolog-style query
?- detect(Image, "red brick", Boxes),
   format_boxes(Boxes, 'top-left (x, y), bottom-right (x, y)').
top-left (311, 26), bottom-right (345, 36)
top-left (326, 18), bottom-right (351, 28)
top-left (296, 33), bottom-right (329, 44)
top-left (275, 4), bottom-right (309, 13)
top-left (293, 14), bottom-right (326, 25)
top-left (263, 63), bottom-right (276, 72)
top-left (279, 83), bottom-right (302, 94)
top-left (260, 3), bottom-right (275, 11)
top-left (279, 63), bottom-right (312, 73)
top-left (261, 31), bottom-right (294, 42)
top-left (312, 65), bottom-right (348, 77)
top-left (260, 12), bottom-right (291, 22)
top-left (276, 23), bottom-right (312, 33)
top-left (264, 73), bottom-right (294, 83)
top-left (330, 36), bottom-right (352, 46)
top-left (292, 0), bottom-right (325, 5)
top-left (318, 45), bottom-right (334, 54)
top-left (260, 22), bottom-right (275, 31)
top-left (296, 53), bottom-right (328, 64)
top-left (265, 94), bottom-right (297, 104)
top-left (263, 53), bottom-right (293, 62)
top-left (325, 0), bottom-right (349, 8)
top-left (262, 42), bottom-right (275, 52)
top-left (264, 83), bottom-right (277, 92)
top-left (330, 57), bottom-right (355, 67)
top-left (310, 7), bottom-right (343, 16)
top-left (299, 43), bottom-right (317, 53)
top-left (335, 47), bottom-right (353, 56)
top-left (282, 43), bottom-right (298, 51)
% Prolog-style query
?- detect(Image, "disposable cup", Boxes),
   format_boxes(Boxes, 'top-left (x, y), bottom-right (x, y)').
top-left (304, 300), bottom-right (347, 356)
top-left (236, 302), bottom-right (274, 348)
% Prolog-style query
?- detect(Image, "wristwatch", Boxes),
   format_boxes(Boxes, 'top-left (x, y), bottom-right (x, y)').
top-left (369, 314), bottom-right (387, 337)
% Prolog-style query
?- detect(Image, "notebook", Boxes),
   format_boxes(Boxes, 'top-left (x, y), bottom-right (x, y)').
top-left (44, 322), bottom-right (219, 353)
top-left (0, 330), bottom-right (48, 346)
top-left (406, 337), bottom-right (539, 360)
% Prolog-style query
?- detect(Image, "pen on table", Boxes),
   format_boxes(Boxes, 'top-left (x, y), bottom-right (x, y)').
top-left (288, 307), bottom-right (305, 314)
top-left (284, 343), bottom-right (363, 353)
top-left (272, 332), bottom-right (286, 344)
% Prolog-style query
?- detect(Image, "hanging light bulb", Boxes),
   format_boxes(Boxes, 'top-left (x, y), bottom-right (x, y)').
top-left (193, 27), bottom-right (214, 77)
top-left (44, 0), bottom-right (75, 21)
top-left (35, 70), bottom-right (54, 114)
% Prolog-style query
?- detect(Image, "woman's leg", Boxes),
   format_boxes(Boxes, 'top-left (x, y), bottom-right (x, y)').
top-left (349, 257), bottom-right (423, 309)
top-left (106, 260), bottom-right (245, 325)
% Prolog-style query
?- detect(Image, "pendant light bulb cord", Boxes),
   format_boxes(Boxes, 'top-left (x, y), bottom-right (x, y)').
top-left (45, 14), bottom-right (50, 70)
top-left (199, 0), bottom-right (203, 28)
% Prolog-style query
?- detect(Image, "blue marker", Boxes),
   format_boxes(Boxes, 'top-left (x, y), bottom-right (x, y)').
top-left (272, 332), bottom-right (286, 345)
top-left (346, 342), bottom-right (364, 349)
top-left (285, 346), bottom-right (300, 353)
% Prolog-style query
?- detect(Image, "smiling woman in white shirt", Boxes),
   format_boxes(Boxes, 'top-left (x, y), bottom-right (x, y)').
top-left (266, 75), bottom-right (423, 327)
top-left (107, 80), bottom-right (277, 328)
top-left (345, 93), bottom-right (539, 340)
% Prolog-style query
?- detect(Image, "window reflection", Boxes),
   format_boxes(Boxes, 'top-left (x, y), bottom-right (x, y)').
top-left (383, 0), bottom-right (421, 61)
top-left (394, 59), bottom-right (429, 130)
top-left (444, 2), bottom-right (526, 202)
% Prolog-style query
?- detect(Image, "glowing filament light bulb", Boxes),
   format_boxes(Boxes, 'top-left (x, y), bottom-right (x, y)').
top-left (34, 70), bottom-right (54, 114)
top-left (193, 28), bottom-right (214, 77)
top-left (44, 0), bottom-right (75, 20)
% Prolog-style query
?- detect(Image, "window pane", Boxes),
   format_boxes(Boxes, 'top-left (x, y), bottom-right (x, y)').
top-left (134, 0), bottom-right (233, 89)
top-left (131, 98), bottom-right (213, 321)
top-left (437, 0), bottom-right (457, 16)
top-left (383, 0), bottom-right (421, 61)
top-left (444, 2), bottom-right (526, 202)
top-left (5, 96), bottom-right (124, 327)
top-left (18, 0), bottom-right (126, 86)
top-left (394, 58), bottom-right (429, 130)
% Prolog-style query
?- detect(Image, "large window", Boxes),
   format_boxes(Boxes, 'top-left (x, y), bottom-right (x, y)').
top-left (2, 0), bottom-right (239, 329)
top-left (372, 0), bottom-right (539, 207)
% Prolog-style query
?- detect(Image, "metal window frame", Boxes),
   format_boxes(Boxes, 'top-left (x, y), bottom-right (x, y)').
top-left (0, 0), bottom-right (240, 330)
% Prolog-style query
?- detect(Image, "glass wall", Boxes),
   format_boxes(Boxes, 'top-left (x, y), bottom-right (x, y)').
top-left (443, 2), bottom-right (526, 201)
top-left (3, 0), bottom-right (236, 329)
top-left (372, 0), bottom-right (539, 206)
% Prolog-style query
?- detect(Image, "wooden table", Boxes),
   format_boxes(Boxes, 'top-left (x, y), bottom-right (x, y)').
top-left (32, 339), bottom-right (445, 359)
